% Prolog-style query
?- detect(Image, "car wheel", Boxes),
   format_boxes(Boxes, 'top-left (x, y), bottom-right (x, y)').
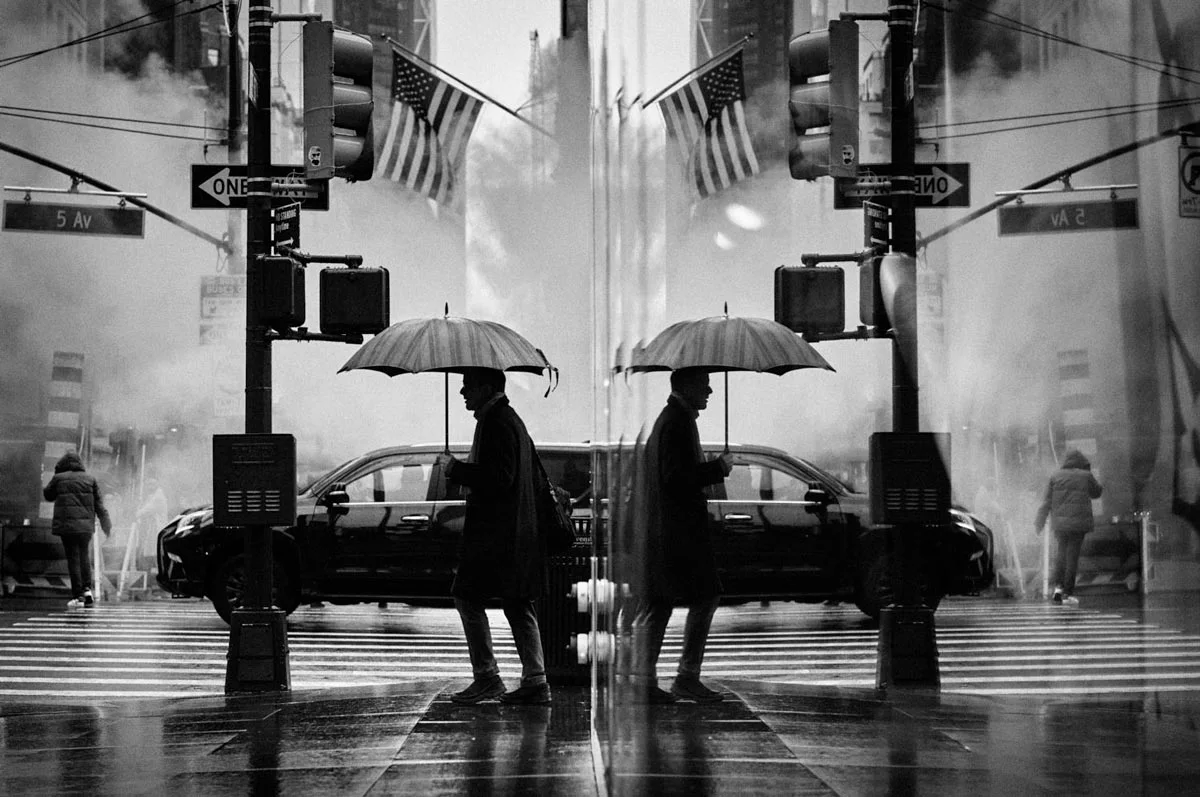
top-left (854, 557), bottom-right (943, 619)
top-left (209, 553), bottom-right (300, 624)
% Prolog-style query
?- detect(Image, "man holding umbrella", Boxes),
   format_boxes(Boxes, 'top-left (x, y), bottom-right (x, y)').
top-left (633, 367), bottom-right (734, 703)
top-left (438, 367), bottom-right (550, 705)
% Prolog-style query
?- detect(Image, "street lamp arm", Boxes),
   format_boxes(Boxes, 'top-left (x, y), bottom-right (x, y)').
top-left (918, 124), bottom-right (1190, 250)
top-left (0, 138), bottom-right (232, 254)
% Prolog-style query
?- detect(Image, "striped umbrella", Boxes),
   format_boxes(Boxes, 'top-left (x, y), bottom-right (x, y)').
top-left (628, 308), bottom-right (834, 449)
top-left (339, 306), bottom-right (555, 451)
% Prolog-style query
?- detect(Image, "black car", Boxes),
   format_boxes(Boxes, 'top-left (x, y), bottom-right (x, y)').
top-left (157, 442), bottom-right (993, 622)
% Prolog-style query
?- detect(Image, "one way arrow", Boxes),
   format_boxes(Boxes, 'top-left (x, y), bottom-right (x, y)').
top-left (923, 166), bottom-right (964, 205)
top-left (199, 167), bottom-right (236, 207)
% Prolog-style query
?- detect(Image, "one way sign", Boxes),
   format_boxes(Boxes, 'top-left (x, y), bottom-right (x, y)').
top-left (834, 162), bottom-right (970, 209)
top-left (191, 164), bottom-right (329, 211)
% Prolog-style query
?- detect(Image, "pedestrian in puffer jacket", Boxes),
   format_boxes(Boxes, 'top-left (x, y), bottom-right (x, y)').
top-left (43, 452), bottom-right (112, 608)
top-left (1034, 449), bottom-right (1103, 605)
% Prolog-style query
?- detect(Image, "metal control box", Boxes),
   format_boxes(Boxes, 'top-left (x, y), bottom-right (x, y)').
top-left (320, 266), bottom-right (390, 335)
top-left (213, 434), bottom-right (296, 527)
top-left (869, 432), bottom-right (950, 526)
top-left (774, 264), bottom-right (845, 335)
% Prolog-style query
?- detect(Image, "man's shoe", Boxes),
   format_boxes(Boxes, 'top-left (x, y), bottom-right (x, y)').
top-left (671, 678), bottom-right (724, 703)
top-left (66, 598), bottom-right (86, 609)
top-left (82, 590), bottom-right (94, 607)
top-left (634, 685), bottom-right (678, 704)
top-left (1061, 595), bottom-right (1080, 606)
top-left (1051, 589), bottom-right (1064, 604)
top-left (499, 683), bottom-right (552, 705)
top-left (450, 675), bottom-right (505, 705)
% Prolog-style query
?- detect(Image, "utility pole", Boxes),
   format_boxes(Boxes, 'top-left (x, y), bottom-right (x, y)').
top-left (224, 1), bottom-right (289, 694)
top-left (875, 0), bottom-right (941, 690)
top-left (226, 0), bottom-right (244, 276)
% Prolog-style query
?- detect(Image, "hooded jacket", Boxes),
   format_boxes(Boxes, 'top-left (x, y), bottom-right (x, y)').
top-left (1034, 449), bottom-right (1103, 536)
top-left (42, 452), bottom-right (112, 537)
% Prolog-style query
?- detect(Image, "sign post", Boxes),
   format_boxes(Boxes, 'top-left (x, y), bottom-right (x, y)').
top-left (3, 200), bottom-right (145, 237)
top-left (1180, 144), bottom-right (1200, 219)
top-left (997, 198), bottom-right (1139, 236)
top-left (835, 162), bottom-right (970, 209)
top-left (191, 164), bottom-right (328, 210)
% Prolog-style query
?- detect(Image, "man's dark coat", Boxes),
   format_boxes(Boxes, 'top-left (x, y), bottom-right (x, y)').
top-left (447, 397), bottom-right (545, 601)
top-left (42, 452), bottom-right (111, 538)
top-left (644, 395), bottom-right (725, 602)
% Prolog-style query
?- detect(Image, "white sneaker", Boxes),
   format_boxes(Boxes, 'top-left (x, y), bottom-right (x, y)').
top-left (66, 598), bottom-right (86, 609)
top-left (1061, 595), bottom-right (1080, 606)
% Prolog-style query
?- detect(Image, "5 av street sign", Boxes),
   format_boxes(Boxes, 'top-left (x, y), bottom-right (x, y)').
top-left (3, 200), bottom-right (145, 237)
top-left (997, 198), bottom-right (1139, 236)
top-left (191, 165), bottom-right (329, 210)
top-left (834, 162), bottom-right (971, 209)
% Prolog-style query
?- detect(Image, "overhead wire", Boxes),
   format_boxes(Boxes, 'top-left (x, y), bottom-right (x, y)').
top-left (927, 0), bottom-right (1200, 86)
top-left (0, 0), bottom-right (221, 69)
top-left (921, 97), bottom-right (1200, 141)
top-left (0, 110), bottom-right (217, 143)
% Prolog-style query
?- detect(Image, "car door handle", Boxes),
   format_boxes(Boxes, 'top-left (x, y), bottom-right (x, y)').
top-left (400, 515), bottom-right (430, 524)
top-left (723, 513), bottom-right (753, 523)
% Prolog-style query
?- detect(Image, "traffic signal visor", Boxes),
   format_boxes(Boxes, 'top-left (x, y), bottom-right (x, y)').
top-left (788, 20), bottom-right (859, 180)
top-left (303, 22), bottom-right (375, 182)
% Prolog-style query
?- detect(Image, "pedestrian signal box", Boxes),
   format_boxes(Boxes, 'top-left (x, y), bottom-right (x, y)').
top-left (257, 256), bottom-right (305, 330)
top-left (775, 265), bottom-right (845, 335)
top-left (320, 266), bottom-right (390, 335)
top-left (213, 434), bottom-right (296, 527)
top-left (869, 432), bottom-right (950, 526)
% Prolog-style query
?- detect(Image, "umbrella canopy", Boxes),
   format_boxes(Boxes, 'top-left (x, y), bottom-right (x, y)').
top-left (626, 313), bottom-right (834, 451)
top-left (627, 314), bottom-right (834, 374)
top-left (339, 315), bottom-right (554, 377)
top-left (339, 311), bottom-right (555, 451)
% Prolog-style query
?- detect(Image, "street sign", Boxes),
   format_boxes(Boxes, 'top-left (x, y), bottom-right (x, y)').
top-left (200, 275), bottom-right (245, 346)
top-left (273, 202), bottom-right (300, 252)
top-left (1180, 145), bottom-right (1200, 218)
top-left (834, 162), bottom-right (970, 209)
top-left (2, 200), bottom-right (145, 237)
top-left (190, 165), bottom-right (329, 210)
top-left (997, 198), bottom-right (1139, 236)
top-left (864, 200), bottom-right (889, 252)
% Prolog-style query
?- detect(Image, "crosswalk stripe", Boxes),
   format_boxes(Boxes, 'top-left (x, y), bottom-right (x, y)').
top-left (2, 600), bottom-right (1199, 699)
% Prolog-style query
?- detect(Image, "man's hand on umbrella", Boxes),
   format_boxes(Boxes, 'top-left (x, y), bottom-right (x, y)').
top-left (716, 452), bottom-right (735, 477)
top-left (436, 452), bottom-right (459, 477)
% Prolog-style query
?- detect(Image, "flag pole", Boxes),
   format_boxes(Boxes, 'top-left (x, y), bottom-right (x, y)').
top-left (642, 34), bottom-right (753, 108)
top-left (384, 37), bottom-right (554, 138)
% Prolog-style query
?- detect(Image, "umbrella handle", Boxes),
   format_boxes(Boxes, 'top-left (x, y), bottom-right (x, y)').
top-left (444, 372), bottom-right (450, 454)
top-left (724, 371), bottom-right (729, 454)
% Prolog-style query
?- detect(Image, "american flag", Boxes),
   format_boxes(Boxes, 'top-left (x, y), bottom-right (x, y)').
top-left (375, 47), bottom-right (484, 208)
top-left (656, 49), bottom-right (760, 198)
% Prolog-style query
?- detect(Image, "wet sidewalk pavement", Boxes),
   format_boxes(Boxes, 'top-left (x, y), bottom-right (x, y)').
top-left (4, 677), bottom-right (1200, 795)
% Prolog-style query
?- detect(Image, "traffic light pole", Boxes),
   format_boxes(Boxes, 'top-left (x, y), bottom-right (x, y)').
top-left (225, 2), bottom-right (289, 694)
top-left (874, 0), bottom-right (940, 690)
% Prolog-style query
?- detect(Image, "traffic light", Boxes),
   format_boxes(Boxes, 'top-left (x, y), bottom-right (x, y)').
top-left (302, 21), bottom-right (375, 181)
top-left (859, 253), bottom-right (887, 329)
top-left (775, 265), bottom-right (845, 336)
top-left (788, 19), bottom-right (859, 180)
top-left (320, 266), bottom-right (391, 335)
top-left (256, 256), bottom-right (305, 330)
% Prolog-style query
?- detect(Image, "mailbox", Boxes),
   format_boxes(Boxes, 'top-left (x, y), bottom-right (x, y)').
top-left (213, 434), bottom-right (296, 527)
top-left (869, 432), bottom-right (950, 526)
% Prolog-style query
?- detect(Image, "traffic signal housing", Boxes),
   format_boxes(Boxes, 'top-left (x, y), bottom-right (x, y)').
top-left (303, 21), bottom-right (375, 181)
top-left (320, 266), bottom-right (391, 335)
top-left (788, 20), bottom-right (859, 180)
top-left (256, 256), bottom-right (305, 331)
top-left (859, 253), bottom-right (887, 329)
top-left (775, 265), bottom-right (845, 336)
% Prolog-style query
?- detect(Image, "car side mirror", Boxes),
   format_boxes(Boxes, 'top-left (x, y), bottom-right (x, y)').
top-left (804, 486), bottom-right (832, 514)
top-left (322, 484), bottom-right (350, 517)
